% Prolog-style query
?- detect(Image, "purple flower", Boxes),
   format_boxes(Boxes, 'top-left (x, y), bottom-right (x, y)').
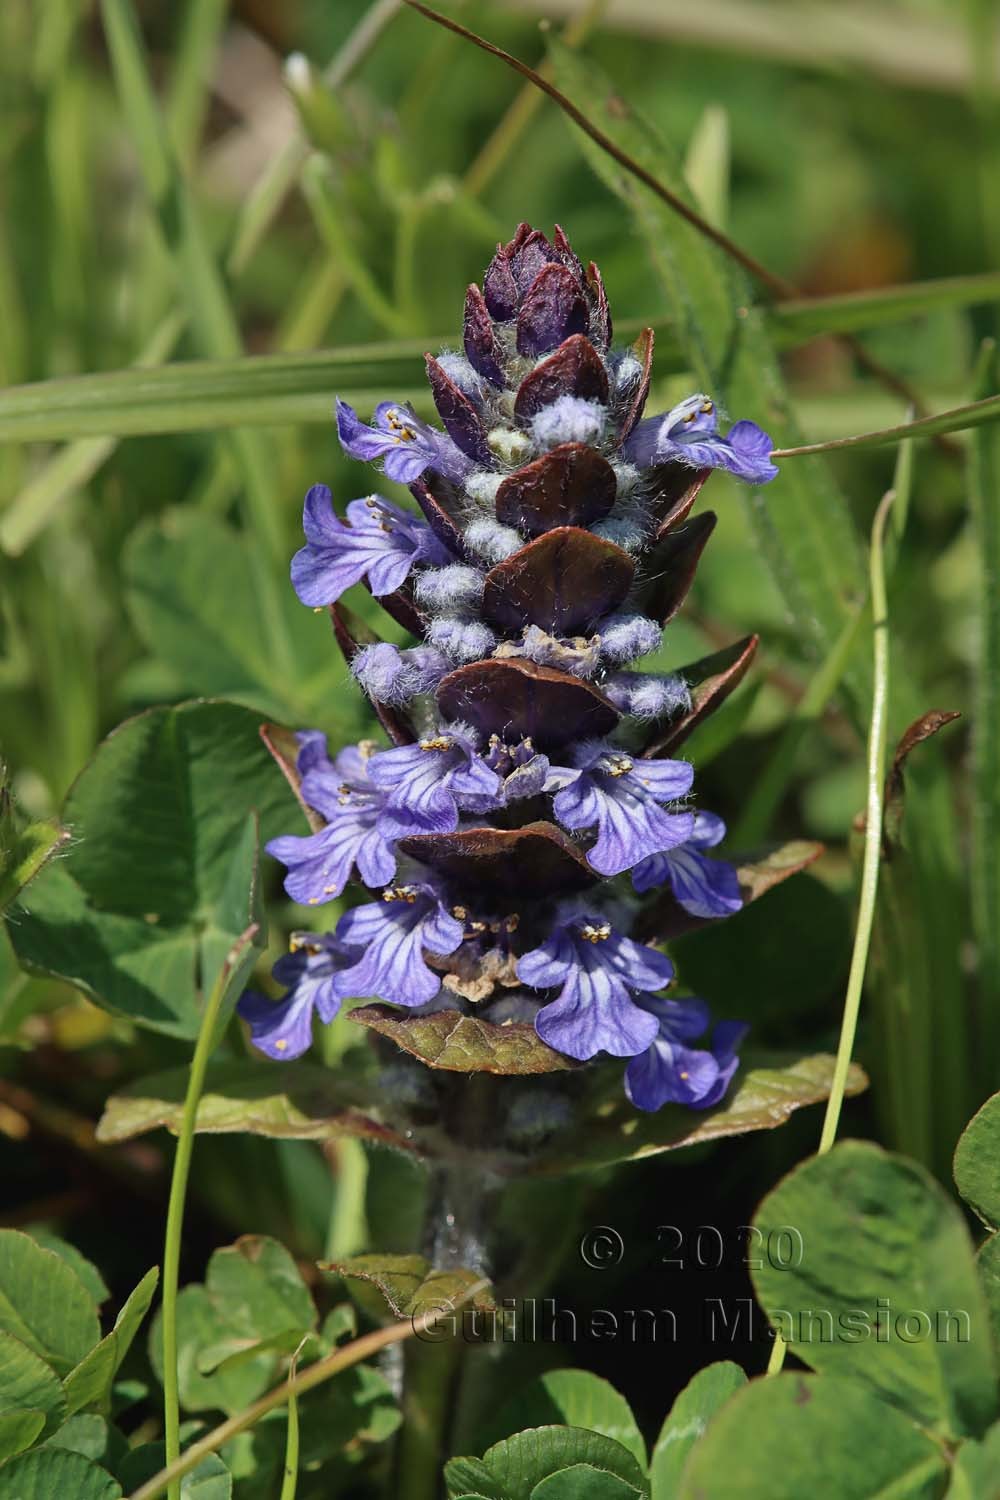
top-left (237, 933), bottom-right (352, 1060)
top-left (336, 398), bottom-right (473, 485)
top-left (290, 485), bottom-right (450, 608)
top-left (366, 726), bottom-right (502, 840)
top-left (625, 995), bottom-right (747, 1111)
top-left (623, 394), bottom-right (777, 485)
top-left (266, 739), bottom-right (395, 906)
top-left (545, 741), bottom-right (694, 877)
top-left (333, 883), bottom-right (465, 1007)
top-left (631, 811), bottom-right (742, 919)
top-left (518, 912), bottom-right (673, 1061)
top-left (455, 735), bottom-right (550, 814)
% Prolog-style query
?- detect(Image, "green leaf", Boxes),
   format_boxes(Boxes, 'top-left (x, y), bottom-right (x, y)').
top-left (446, 1428), bottom-right (649, 1500)
top-left (547, 40), bottom-right (866, 703)
top-left (673, 873), bottom-right (851, 1027)
top-left (122, 511), bottom-right (359, 727)
top-left (23, 1234), bottom-right (108, 1308)
top-left (0, 1408), bottom-right (46, 1462)
top-left (349, 1006), bottom-right (577, 1075)
top-left (0, 1448), bottom-right (123, 1499)
top-left (530, 1467), bottom-right (642, 1500)
top-left (0, 1232), bottom-right (100, 1376)
top-left (976, 1236), bottom-right (1000, 1353)
top-left (8, 701), bottom-right (290, 1038)
top-left (946, 1421), bottom-right (1000, 1498)
top-left (0, 767), bottom-right (68, 915)
top-left (677, 1374), bottom-right (948, 1499)
top-left (752, 1141), bottom-right (998, 1438)
top-left (531, 1053), bottom-right (867, 1175)
top-left (0, 1333), bottom-right (66, 1444)
top-left (204, 1236), bottom-right (316, 1345)
top-left (117, 1445), bottom-right (232, 1497)
top-left (324, 1254), bottom-right (494, 1321)
top-left (955, 1093), bottom-right (1000, 1229)
top-left (484, 1372), bottom-right (646, 1470)
top-left (445, 1462), bottom-right (500, 1500)
top-left (63, 1267), bottom-right (158, 1415)
top-left (95, 1060), bottom-right (412, 1153)
top-left (650, 1361), bottom-right (746, 1499)
top-left (41, 1413), bottom-right (126, 1473)
top-left (177, 1453), bottom-right (232, 1499)
top-left (148, 1285), bottom-right (275, 1417)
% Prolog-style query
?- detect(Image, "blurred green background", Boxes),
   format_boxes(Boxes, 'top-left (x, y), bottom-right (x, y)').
top-left (0, 0), bottom-right (996, 1431)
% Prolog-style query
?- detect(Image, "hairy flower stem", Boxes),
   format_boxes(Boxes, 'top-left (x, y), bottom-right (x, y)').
top-left (396, 1079), bottom-right (499, 1500)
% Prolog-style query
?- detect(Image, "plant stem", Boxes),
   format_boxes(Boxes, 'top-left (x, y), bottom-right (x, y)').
top-left (767, 487), bottom-right (895, 1377)
top-left (160, 927), bottom-right (258, 1499)
top-left (130, 1286), bottom-right (488, 1500)
top-left (278, 1343), bottom-right (305, 1500)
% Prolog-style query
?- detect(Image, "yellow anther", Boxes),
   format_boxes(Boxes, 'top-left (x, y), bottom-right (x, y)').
top-left (580, 921), bottom-right (612, 944)
top-left (384, 884), bottom-right (419, 904)
top-left (419, 735), bottom-right (452, 752)
top-left (700, 400), bottom-right (714, 414)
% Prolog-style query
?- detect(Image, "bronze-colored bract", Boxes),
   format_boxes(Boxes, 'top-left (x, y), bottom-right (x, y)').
top-left (641, 511), bottom-right (718, 626)
top-left (463, 282), bottom-right (505, 385)
top-left (516, 263), bottom-right (590, 355)
top-left (424, 353), bottom-right (492, 465)
top-left (618, 326), bottom-right (654, 443)
top-left (586, 260), bottom-right (612, 348)
top-left (350, 1004), bottom-right (578, 1075)
top-left (513, 333), bottom-right (609, 419)
top-left (648, 465), bottom-right (712, 533)
top-left (398, 821), bottom-right (596, 896)
top-left (329, 602), bottom-right (415, 746)
top-left (642, 634), bottom-right (759, 756)
top-left (409, 473), bottom-right (466, 556)
top-left (494, 443), bottom-right (616, 536)
top-left (437, 657), bottom-right (618, 747)
top-left (482, 526), bottom-right (635, 636)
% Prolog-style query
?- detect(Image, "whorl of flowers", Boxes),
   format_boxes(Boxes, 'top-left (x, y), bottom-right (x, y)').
top-left (240, 223), bottom-right (777, 1114)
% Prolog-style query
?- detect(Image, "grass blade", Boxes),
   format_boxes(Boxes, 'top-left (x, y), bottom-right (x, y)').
top-left (546, 39), bottom-right (867, 701)
top-left (970, 341), bottom-right (1000, 1039)
top-left (770, 271), bottom-right (1000, 340)
top-left (0, 312), bottom-right (186, 555)
top-left (100, 0), bottom-right (284, 562)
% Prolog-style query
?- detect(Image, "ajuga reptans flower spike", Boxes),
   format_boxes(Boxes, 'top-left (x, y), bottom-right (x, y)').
top-left (240, 223), bottom-right (776, 1114)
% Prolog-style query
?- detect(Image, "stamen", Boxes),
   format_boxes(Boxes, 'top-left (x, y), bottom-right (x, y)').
top-left (419, 735), bottom-right (453, 753)
top-left (580, 921), bottom-right (612, 944)
top-left (605, 754), bottom-right (634, 778)
top-left (700, 400), bottom-right (713, 414)
top-left (384, 884), bottom-right (419, 904)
